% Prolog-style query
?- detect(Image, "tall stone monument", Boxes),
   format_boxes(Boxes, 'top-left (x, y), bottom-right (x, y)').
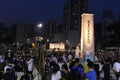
top-left (81, 13), bottom-right (94, 61)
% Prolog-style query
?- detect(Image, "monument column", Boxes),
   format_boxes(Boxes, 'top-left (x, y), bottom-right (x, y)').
top-left (81, 13), bottom-right (94, 61)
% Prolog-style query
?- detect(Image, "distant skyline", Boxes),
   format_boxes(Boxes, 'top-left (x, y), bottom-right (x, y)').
top-left (88, 0), bottom-right (120, 23)
top-left (0, 0), bottom-right (120, 26)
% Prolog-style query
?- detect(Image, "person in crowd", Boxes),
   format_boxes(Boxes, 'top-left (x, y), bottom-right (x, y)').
top-left (51, 63), bottom-right (62, 80)
top-left (44, 59), bottom-right (50, 75)
top-left (58, 58), bottom-right (65, 71)
top-left (4, 63), bottom-right (12, 73)
top-left (84, 59), bottom-right (92, 73)
top-left (62, 54), bottom-right (67, 63)
top-left (102, 59), bottom-right (110, 80)
top-left (99, 61), bottom-right (104, 80)
top-left (94, 60), bottom-right (100, 80)
top-left (70, 58), bottom-right (83, 80)
top-left (61, 64), bottom-right (70, 80)
top-left (26, 56), bottom-right (34, 80)
top-left (16, 67), bottom-right (25, 80)
top-left (113, 54), bottom-right (120, 80)
top-left (85, 61), bottom-right (97, 80)
top-left (6, 50), bottom-right (13, 62)
top-left (0, 69), bottom-right (3, 80)
top-left (0, 53), bottom-right (5, 64)
top-left (3, 68), bottom-right (13, 80)
top-left (68, 53), bottom-right (73, 62)
top-left (20, 74), bottom-right (29, 80)
top-left (52, 54), bottom-right (58, 63)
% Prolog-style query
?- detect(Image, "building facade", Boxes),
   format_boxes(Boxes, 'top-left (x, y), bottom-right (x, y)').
top-left (63, 0), bottom-right (88, 48)
top-left (102, 9), bottom-right (115, 38)
top-left (64, 0), bottom-right (88, 31)
top-left (48, 0), bottom-right (88, 49)
top-left (16, 23), bottom-right (34, 44)
top-left (44, 20), bottom-right (58, 41)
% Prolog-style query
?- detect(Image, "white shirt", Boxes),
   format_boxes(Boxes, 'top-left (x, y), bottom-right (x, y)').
top-left (58, 63), bottom-right (63, 71)
top-left (0, 55), bottom-right (4, 63)
top-left (113, 62), bottom-right (120, 72)
top-left (0, 55), bottom-right (2, 60)
top-left (4, 65), bottom-right (11, 73)
top-left (17, 72), bottom-right (24, 80)
top-left (52, 57), bottom-right (58, 63)
top-left (51, 71), bottom-right (61, 80)
top-left (27, 58), bottom-right (34, 72)
top-left (68, 54), bottom-right (72, 61)
top-left (99, 64), bottom-right (104, 77)
top-left (62, 56), bottom-right (67, 63)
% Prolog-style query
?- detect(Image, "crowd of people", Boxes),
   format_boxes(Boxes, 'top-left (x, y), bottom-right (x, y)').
top-left (42, 51), bottom-right (120, 80)
top-left (0, 49), bottom-right (120, 80)
top-left (0, 50), bottom-right (34, 80)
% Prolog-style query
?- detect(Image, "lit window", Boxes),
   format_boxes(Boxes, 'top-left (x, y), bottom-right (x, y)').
top-left (75, 21), bottom-right (77, 23)
top-left (73, 13), bottom-right (76, 15)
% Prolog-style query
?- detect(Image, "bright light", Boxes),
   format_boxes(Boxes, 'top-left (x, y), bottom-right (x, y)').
top-left (32, 42), bottom-right (36, 48)
top-left (49, 43), bottom-right (65, 51)
top-left (36, 36), bottom-right (43, 41)
top-left (37, 23), bottom-right (43, 28)
top-left (47, 39), bottom-right (49, 42)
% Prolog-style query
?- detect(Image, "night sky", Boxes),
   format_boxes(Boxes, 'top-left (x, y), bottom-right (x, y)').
top-left (0, 0), bottom-right (120, 25)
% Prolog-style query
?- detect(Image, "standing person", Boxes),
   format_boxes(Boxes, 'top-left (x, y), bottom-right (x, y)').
top-left (20, 74), bottom-right (29, 80)
top-left (51, 63), bottom-right (62, 80)
top-left (102, 59), bottom-right (110, 80)
top-left (0, 69), bottom-right (3, 80)
top-left (26, 56), bottom-right (34, 80)
top-left (70, 58), bottom-right (83, 80)
top-left (58, 59), bottom-right (64, 71)
top-left (99, 61), bottom-right (104, 80)
top-left (44, 59), bottom-right (50, 75)
top-left (0, 53), bottom-right (5, 64)
top-left (4, 63), bottom-right (11, 73)
top-left (68, 53), bottom-right (73, 62)
top-left (84, 59), bottom-right (92, 73)
top-left (61, 64), bottom-right (70, 80)
top-left (113, 55), bottom-right (120, 80)
top-left (62, 54), bottom-right (67, 63)
top-left (52, 54), bottom-right (58, 63)
top-left (85, 61), bottom-right (97, 80)
top-left (3, 68), bottom-right (13, 80)
top-left (16, 67), bottom-right (24, 80)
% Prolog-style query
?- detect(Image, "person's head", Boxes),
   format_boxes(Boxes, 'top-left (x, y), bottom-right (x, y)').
top-left (87, 59), bottom-right (91, 63)
top-left (20, 76), bottom-right (26, 80)
top-left (6, 68), bottom-right (11, 72)
top-left (20, 75), bottom-right (29, 80)
top-left (52, 64), bottom-right (60, 73)
top-left (100, 61), bottom-right (104, 65)
top-left (61, 64), bottom-right (68, 72)
top-left (74, 58), bottom-right (79, 66)
top-left (113, 53), bottom-right (120, 62)
top-left (87, 61), bottom-right (94, 69)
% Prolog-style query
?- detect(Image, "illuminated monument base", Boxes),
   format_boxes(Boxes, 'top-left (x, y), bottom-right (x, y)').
top-left (81, 13), bottom-right (95, 62)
